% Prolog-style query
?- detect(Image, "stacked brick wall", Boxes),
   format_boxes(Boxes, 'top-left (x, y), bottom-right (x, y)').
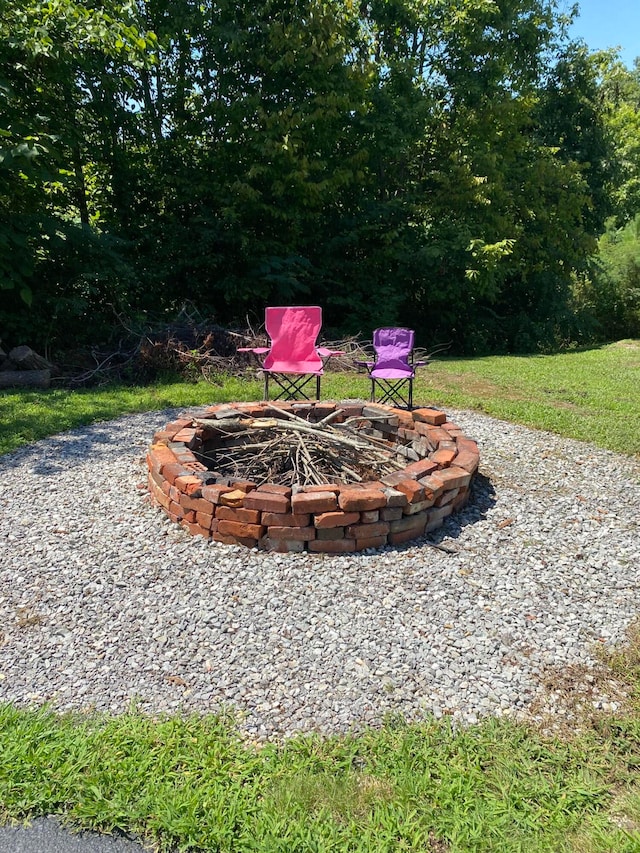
top-left (146, 401), bottom-right (479, 553)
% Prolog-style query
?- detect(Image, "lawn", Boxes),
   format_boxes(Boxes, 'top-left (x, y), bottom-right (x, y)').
top-left (1, 340), bottom-right (639, 851)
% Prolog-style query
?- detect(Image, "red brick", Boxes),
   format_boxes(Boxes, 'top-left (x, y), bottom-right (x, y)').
top-left (389, 408), bottom-right (416, 428)
top-left (261, 538), bottom-right (306, 553)
top-left (456, 437), bottom-right (479, 454)
top-left (226, 480), bottom-right (256, 493)
top-left (180, 520), bottom-right (210, 538)
top-left (216, 506), bottom-right (261, 524)
top-left (380, 506), bottom-right (403, 521)
top-left (394, 479), bottom-right (424, 503)
top-left (382, 487), bottom-right (408, 508)
top-left (147, 444), bottom-right (178, 472)
top-left (453, 449), bottom-right (480, 474)
top-left (435, 488), bottom-right (459, 507)
top-left (360, 510), bottom-right (380, 523)
top-left (201, 484), bottom-right (234, 504)
top-left (268, 525), bottom-right (316, 541)
top-left (173, 427), bottom-right (198, 447)
top-left (261, 512), bottom-right (311, 527)
top-left (346, 521), bottom-right (390, 539)
top-left (428, 504), bottom-right (454, 524)
top-left (297, 484), bottom-right (341, 494)
top-left (316, 527), bottom-right (346, 540)
top-left (430, 448), bottom-right (456, 467)
top-left (196, 511), bottom-right (215, 529)
top-left (213, 532), bottom-right (260, 547)
top-left (218, 489), bottom-right (248, 508)
top-left (163, 463), bottom-right (192, 486)
top-left (179, 495), bottom-right (215, 514)
top-left (164, 418), bottom-right (195, 437)
top-left (403, 497), bottom-right (436, 514)
top-left (337, 489), bottom-right (387, 512)
top-left (309, 539), bottom-right (357, 553)
top-left (397, 427), bottom-right (419, 442)
top-left (243, 491), bottom-right (291, 513)
top-left (412, 407), bottom-right (447, 425)
top-left (314, 510), bottom-right (359, 529)
top-left (388, 528), bottom-right (425, 545)
top-left (174, 475), bottom-right (203, 496)
top-left (418, 474), bottom-right (445, 501)
top-left (436, 466), bottom-right (472, 490)
top-left (356, 535), bottom-right (389, 550)
top-left (401, 458), bottom-right (439, 480)
top-left (217, 520), bottom-right (265, 539)
top-left (254, 484), bottom-right (292, 497)
top-left (291, 492), bottom-right (338, 514)
top-left (389, 512), bottom-right (429, 533)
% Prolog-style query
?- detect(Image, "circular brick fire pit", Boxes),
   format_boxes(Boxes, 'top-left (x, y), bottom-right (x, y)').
top-left (146, 401), bottom-right (480, 553)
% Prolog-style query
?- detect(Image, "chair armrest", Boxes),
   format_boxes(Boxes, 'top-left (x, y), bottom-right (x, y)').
top-left (413, 360), bottom-right (429, 368)
top-left (354, 360), bottom-right (374, 370)
top-left (237, 347), bottom-right (270, 354)
top-left (316, 347), bottom-right (345, 358)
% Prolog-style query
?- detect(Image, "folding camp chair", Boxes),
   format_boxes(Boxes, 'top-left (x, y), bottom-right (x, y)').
top-left (238, 306), bottom-right (343, 400)
top-left (357, 327), bottom-right (427, 409)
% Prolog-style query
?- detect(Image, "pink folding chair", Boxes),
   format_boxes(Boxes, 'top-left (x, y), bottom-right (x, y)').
top-left (357, 327), bottom-right (427, 409)
top-left (238, 306), bottom-right (343, 400)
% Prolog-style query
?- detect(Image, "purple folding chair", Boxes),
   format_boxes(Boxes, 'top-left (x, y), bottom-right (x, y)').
top-left (238, 306), bottom-right (343, 400)
top-left (357, 327), bottom-right (427, 409)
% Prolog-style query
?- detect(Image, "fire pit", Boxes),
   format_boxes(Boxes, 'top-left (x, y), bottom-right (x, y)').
top-left (146, 401), bottom-right (479, 553)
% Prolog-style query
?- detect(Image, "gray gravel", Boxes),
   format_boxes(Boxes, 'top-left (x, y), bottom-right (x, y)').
top-left (0, 407), bottom-right (639, 739)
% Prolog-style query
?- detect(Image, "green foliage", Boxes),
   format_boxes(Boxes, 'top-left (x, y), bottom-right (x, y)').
top-left (0, 0), bottom-right (628, 355)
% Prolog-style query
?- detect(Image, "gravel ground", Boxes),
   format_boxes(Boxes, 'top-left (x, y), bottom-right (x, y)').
top-left (0, 407), bottom-right (639, 740)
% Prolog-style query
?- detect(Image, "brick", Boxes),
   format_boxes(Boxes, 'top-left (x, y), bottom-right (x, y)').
top-left (164, 417), bottom-right (195, 437)
top-left (162, 462), bottom-right (193, 486)
top-left (397, 427), bottom-right (419, 442)
top-left (174, 474), bottom-right (203, 496)
top-left (382, 487), bottom-right (408, 508)
top-left (430, 447), bottom-right (456, 467)
top-left (201, 484), bottom-right (234, 504)
top-left (254, 483), bottom-right (292, 497)
top-left (243, 491), bottom-right (291, 513)
top-left (147, 444), bottom-right (178, 472)
top-left (401, 458), bottom-right (439, 480)
top-left (195, 509), bottom-right (215, 528)
top-left (218, 489), bottom-right (250, 508)
top-left (268, 525), bottom-right (316, 541)
top-left (436, 466), bottom-right (472, 490)
top-left (213, 532), bottom-right (260, 548)
top-left (316, 527), bottom-right (346, 540)
top-left (296, 484), bottom-right (341, 494)
top-left (179, 495), bottom-right (215, 514)
top-left (216, 506), bottom-right (261, 524)
top-left (412, 407), bottom-right (447, 425)
top-left (389, 511), bottom-right (429, 533)
top-left (413, 423), bottom-right (450, 444)
top-left (309, 539), bottom-right (357, 553)
top-left (291, 492), bottom-right (338, 514)
top-left (360, 509), bottom-right (380, 523)
top-left (453, 449), bottom-right (480, 474)
top-left (380, 506), bottom-right (403, 521)
top-left (226, 480), bottom-right (257, 493)
top-left (356, 534), bottom-right (388, 550)
top-left (261, 512), bottom-right (311, 527)
top-left (337, 489), bottom-right (386, 512)
top-left (217, 520), bottom-right (265, 539)
top-left (403, 498), bottom-right (436, 514)
top-left (173, 427), bottom-right (198, 447)
top-left (389, 408), bottom-right (416, 428)
top-left (346, 521), bottom-right (390, 539)
top-left (456, 437), bottom-right (479, 454)
top-left (261, 538), bottom-right (305, 553)
top-left (394, 479), bottom-right (424, 503)
top-left (428, 504), bottom-right (454, 523)
top-left (314, 510), bottom-right (359, 529)
top-left (180, 520), bottom-right (210, 538)
top-left (388, 527), bottom-right (425, 545)
top-left (435, 488), bottom-right (459, 507)
top-left (418, 474), bottom-right (445, 501)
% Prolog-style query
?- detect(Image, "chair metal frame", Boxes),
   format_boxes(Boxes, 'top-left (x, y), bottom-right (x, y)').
top-left (238, 306), bottom-right (342, 401)
top-left (357, 327), bottom-right (427, 409)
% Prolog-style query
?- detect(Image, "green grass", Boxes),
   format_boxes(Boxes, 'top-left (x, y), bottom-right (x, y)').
top-left (1, 340), bottom-right (638, 457)
top-left (2, 341), bottom-right (640, 851)
top-left (1, 704), bottom-right (639, 853)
